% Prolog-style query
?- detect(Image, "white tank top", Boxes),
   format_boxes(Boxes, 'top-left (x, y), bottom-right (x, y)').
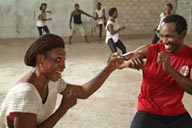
top-left (105, 18), bottom-right (120, 43)
top-left (95, 8), bottom-right (104, 24)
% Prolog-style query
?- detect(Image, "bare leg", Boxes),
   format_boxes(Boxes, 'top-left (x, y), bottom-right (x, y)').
top-left (99, 37), bottom-right (102, 43)
top-left (69, 36), bottom-right (72, 44)
top-left (84, 35), bottom-right (90, 43)
top-left (98, 24), bottom-right (103, 43)
top-left (90, 28), bottom-right (93, 37)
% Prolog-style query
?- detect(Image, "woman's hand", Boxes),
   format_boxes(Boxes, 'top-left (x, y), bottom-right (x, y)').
top-left (119, 26), bottom-right (125, 31)
top-left (47, 18), bottom-right (52, 21)
top-left (59, 90), bottom-right (77, 110)
top-left (107, 53), bottom-right (124, 71)
top-left (46, 11), bottom-right (52, 14)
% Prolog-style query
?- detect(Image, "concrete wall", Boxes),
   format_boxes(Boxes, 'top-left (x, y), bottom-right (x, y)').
top-left (176, 0), bottom-right (192, 35)
top-left (102, 0), bottom-right (176, 35)
top-left (0, 0), bottom-right (185, 38)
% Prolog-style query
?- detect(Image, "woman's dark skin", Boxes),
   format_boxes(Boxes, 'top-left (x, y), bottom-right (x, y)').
top-left (7, 47), bottom-right (124, 128)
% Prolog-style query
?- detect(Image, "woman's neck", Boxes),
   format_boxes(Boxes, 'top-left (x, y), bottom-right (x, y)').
top-left (32, 68), bottom-right (49, 91)
top-left (110, 17), bottom-right (116, 22)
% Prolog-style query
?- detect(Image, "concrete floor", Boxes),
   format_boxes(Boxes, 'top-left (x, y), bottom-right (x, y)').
top-left (0, 34), bottom-right (192, 128)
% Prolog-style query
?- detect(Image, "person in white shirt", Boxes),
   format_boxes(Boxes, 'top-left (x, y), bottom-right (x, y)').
top-left (36, 3), bottom-right (52, 36)
top-left (105, 7), bottom-right (127, 54)
top-left (0, 33), bottom-right (124, 128)
top-left (151, 3), bottom-right (173, 44)
top-left (95, 2), bottom-right (106, 42)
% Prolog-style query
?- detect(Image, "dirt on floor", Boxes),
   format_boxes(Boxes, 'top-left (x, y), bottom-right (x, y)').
top-left (0, 34), bottom-right (192, 128)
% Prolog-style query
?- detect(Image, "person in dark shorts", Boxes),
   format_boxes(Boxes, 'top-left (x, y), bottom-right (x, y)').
top-left (69, 3), bottom-right (96, 44)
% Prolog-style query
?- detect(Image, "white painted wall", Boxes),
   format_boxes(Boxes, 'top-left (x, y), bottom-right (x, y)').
top-left (0, 0), bottom-right (95, 38)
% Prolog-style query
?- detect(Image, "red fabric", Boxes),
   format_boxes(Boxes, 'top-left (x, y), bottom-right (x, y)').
top-left (137, 43), bottom-right (192, 116)
top-left (8, 112), bottom-right (15, 120)
top-left (104, 18), bottom-right (107, 26)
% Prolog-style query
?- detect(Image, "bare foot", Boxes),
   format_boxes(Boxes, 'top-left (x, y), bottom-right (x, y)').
top-left (68, 41), bottom-right (72, 45)
top-left (84, 36), bottom-right (90, 44)
top-left (99, 38), bottom-right (102, 43)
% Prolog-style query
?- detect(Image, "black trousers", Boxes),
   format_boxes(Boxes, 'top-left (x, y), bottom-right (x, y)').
top-left (151, 30), bottom-right (160, 44)
top-left (98, 24), bottom-right (103, 38)
top-left (107, 38), bottom-right (127, 54)
top-left (37, 26), bottom-right (50, 36)
top-left (130, 110), bottom-right (192, 128)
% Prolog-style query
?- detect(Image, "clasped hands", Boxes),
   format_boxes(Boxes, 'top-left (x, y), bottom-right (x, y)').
top-left (109, 52), bottom-right (172, 71)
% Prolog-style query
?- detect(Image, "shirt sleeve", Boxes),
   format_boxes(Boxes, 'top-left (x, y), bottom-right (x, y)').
top-left (108, 20), bottom-right (113, 25)
top-left (106, 19), bottom-right (113, 28)
top-left (57, 78), bottom-right (67, 93)
top-left (160, 12), bottom-right (165, 19)
top-left (7, 87), bottom-right (39, 115)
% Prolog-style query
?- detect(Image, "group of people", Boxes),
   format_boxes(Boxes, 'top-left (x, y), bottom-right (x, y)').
top-left (36, 3), bottom-right (106, 44)
top-left (36, 2), bottom-right (127, 54)
top-left (0, 2), bottom-right (192, 128)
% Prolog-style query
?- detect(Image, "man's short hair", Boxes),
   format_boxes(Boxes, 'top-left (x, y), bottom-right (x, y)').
top-left (74, 3), bottom-right (79, 8)
top-left (163, 14), bottom-right (188, 34)
top-left (166, 3), bottom-right (173, 10)
top-left (40, 3), bottom-right (47, 10)
top-left (108, 7), bottom-right (117, 17)
top-left (97, 2), bottom-right (101, 6)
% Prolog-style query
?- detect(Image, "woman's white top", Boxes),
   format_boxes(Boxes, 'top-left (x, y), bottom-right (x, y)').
top-left (157, 12), bottom-right (166, 31)
top-left (36, 11), bottom-right (47, 27)
top-left (95, 7), bottom-right (104, 24)
top-left (0, 79), bottom-right (67, 128)
top-left (105, 18), bottom-right (120, 43)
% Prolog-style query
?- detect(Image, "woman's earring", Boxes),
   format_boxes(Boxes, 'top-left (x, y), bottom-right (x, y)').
top-left (32, 68), bottom-right (36, 73)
